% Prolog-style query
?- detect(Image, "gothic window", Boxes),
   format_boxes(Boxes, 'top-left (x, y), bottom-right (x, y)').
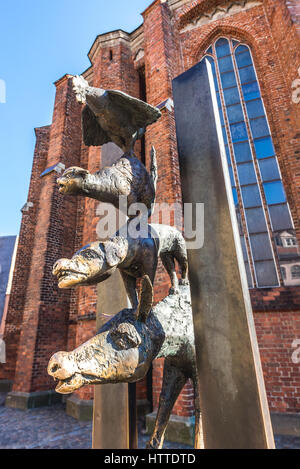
top-left (202, 38), bottom-right (300, 288)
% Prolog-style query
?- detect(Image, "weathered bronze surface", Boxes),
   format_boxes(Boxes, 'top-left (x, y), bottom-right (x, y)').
top-left (52, 223), bottom-right (189, 308)
top-left (59, 75), bottom-right (161, 218)
top-left (57, 147), bottom-right (158, 219)
top-left (72, 75), bottom-right (161, 153)
top-left (93, 271), bottom-right (131, 450)
top-left (48, 278), bottom-right (200, 449)
top-left (49, 79), bottom-right (194, 449)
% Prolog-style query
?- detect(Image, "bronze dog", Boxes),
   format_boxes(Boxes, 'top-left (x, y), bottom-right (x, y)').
top-left (53, 224), bottom-right (188, 308)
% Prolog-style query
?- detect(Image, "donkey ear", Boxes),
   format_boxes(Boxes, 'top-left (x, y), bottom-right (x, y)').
top-left (137, 276), bottom-right (153, 323)
top-left (103, 238), bottom-right (127, 267)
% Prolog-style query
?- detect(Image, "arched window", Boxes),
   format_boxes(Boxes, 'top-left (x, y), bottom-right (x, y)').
top-left (202, 38), bottom-right (300, 288)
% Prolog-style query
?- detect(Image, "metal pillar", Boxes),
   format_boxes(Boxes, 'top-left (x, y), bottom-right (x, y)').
top-left (93, 270), bottom-right (137, 449)
top-left (172, 59), bottom-right (275, 449)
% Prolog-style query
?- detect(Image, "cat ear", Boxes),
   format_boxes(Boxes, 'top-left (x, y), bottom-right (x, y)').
top-left (62, 167), bottom-right (89, 178)
top-left (137, 276), bottom-right (153, 323)
top-left (103, 238), bottom-right (127, 267)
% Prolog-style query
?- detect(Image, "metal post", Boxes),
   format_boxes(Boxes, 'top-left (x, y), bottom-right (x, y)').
top-left (93, 271), bottom-right (136, 449)
top-left (172, 59), bottom-right (275, 449)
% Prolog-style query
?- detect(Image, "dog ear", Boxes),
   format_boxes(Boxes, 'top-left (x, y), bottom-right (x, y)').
top-left (103, 238), bottom-right (127, 267)
top-left (137, 276), bottom-right (153, 323)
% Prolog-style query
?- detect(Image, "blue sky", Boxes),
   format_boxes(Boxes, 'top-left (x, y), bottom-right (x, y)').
top-left (0, 0), bottom-right (151, 236)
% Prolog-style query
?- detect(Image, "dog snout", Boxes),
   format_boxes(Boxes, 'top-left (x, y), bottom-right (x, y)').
top-left (48, 352), bottom-right (76, 380)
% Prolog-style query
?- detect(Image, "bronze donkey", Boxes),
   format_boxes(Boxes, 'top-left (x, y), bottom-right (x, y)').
top-left (48, 277), bottom-right (201, 449)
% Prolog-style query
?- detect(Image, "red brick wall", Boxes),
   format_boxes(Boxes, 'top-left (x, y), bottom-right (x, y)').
top-left (11, 76), bottom-right (82, 393)
top-left (254, 311), bottom-right (300, 413)
top-left (0, 126), bottom-right (50, 382)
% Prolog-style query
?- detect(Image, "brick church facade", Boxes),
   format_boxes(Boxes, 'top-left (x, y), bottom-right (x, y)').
top-left (1, 0), bottom-right (300, 439)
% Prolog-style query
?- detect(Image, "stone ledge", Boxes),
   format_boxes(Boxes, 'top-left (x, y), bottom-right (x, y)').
top-left (5, 390), bottom-right (62, 410)
top-left (146, 412), bottom-right (194, 447)
top-left (66, 395), bottom-right (94, 422)
top-left (271, 412), bottom-right (300, 437)
top-left (0, 379), bottom-right (13, 393)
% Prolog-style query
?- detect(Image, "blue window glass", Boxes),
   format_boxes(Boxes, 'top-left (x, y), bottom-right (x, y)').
top-left (255, 260), bottom-right (279, 287)
top-left (216, 38), bottom-right (231, 58)
top-left (222, 126), bottom-right (228, 144)
top-left (250, 233), bottom-right (274, 261)
top-left (207, 37), bottom-right (297, 288)
top-left (221, 71), bottom-right (237, 89)
top-left (232, 187), bottom-right (238, 205)
top-left (233, 141), bottom-right (252, 163)
top-left (250, 117), bottom-right (269, 139)
top-left (223, 87), bottom-right (240, 106)
top-left (206, 46), bottom-right (213, 55)
top-left (263, 181), bottom-right (286, 205)
top-left (230, 122), bottom-right (248, 142)
top-left (235, 50), bottom-right (252, 68)
top-left (226, 104), bottom-right (244, 124)
top-left (239, 66), bottom-right (256, 84)
top-left (254, 137), bottom-right (275, 159)
top-left (237, 162), bottom-right (257, 185)
top-left (246, 99), bottom-right (265, 119)
top-left (216, 91), bottom-right (222, 109)
top-left (225, 145), bottom-right (231, 165)
top-left (242, 82), bottom-right (260, 101)
top-left (229, 167), bottom-right (235, 186)
top-left (219, 109), bottom-right (225, 126)
top-left (259, 158), bottom-right (280, 182)
top-left (245, 207), bottom-right (267, 233)
top-left (218, 56), bottom-right (234, 73)
top-left (235, 44), bottom-right (248, 54)
top-left (241, 185), bottom-right (262, 208)
top-left (269, 204), bottom-right (294, 231)
top-left (211, 73), bottom-right (219, 91)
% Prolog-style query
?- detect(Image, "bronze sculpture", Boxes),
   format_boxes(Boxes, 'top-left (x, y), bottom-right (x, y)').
top-left (72, 75), bottom-right (161, 153)
top-left (53, 223), bottom-right (189, 307)
top-left (58, 76), bottom-right (161, 218)
top-left (48, 277), bottom-right (200, 449)
top-left (49, 78), bottom-right (197, 449)
top-left (57, 147), bottom-right (158, 219)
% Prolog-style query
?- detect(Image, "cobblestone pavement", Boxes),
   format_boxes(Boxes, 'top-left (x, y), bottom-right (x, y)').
top-left (0, 394), bottom-right (299, 449)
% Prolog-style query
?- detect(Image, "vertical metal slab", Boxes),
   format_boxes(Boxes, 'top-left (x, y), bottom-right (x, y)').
top-left (92, 267), bottom-right (131, 449)
top-left (172, 60), bottom-right (275, 449)
top-left (92, 143), bottom-right (137, 449)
